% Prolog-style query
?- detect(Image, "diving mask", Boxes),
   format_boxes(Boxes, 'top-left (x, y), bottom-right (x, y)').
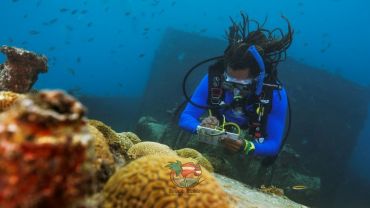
top-left (223, 72), bottom-right (255, 93)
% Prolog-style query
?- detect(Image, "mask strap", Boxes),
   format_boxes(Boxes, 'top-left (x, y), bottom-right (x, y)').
top-left (247, 45), bottom-right (265, 96)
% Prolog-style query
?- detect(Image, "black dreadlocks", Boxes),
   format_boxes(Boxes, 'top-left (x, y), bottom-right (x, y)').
top-left (224, 12), bottom-right (294, 80)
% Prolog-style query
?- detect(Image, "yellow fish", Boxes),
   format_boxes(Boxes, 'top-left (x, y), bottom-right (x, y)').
top-left (291, 185), bottom-right (307, 190)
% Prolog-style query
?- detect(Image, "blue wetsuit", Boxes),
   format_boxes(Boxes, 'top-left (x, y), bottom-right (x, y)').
top-left (178, 74), bottom-right (288, 156)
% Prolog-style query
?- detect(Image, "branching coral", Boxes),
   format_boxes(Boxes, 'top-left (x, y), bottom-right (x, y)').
top-left (0, 90), bottom-right (93, 208)
top-left (102, 154), bottom-right (231, 208)
top-left (127, 141), bottom-right (177, 160)
top-left (0, 46), bottom-right (48, 93)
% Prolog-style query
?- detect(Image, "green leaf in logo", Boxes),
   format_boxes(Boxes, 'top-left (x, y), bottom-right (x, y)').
top-left (166, 160), bottom-right (182, 176)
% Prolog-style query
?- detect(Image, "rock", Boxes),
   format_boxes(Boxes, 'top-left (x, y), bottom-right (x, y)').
top-left (215, 173), bottom-right (309, 208)
top-left (0, 46), bottom-right (47, 93)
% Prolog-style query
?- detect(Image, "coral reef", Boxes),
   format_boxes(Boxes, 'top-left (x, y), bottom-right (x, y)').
top-left (118, 131), bottom-right (141, 144)
top-left (127, 141), bottom-right (177, 160)
top-left (88, 124), bottom-right (116, 191)
top-left (102, 154), bottom-right (231, 208)
top-left (89, 119), bottom-right (133, 165)
top-left (0, 90), bottom-right (93, 208)
top-left (0, 91), bottom-right (24, 112)
top-left (176, 148), bottom-right (214, 172)
top-left (0, 46), bottom-right (48, 93)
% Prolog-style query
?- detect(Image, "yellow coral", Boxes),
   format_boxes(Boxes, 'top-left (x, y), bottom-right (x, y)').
top-left (118, 132), bottom-right (141, 144)
top-left (176, 148), bottom-right (202, 158)
top-left (176, 148), bottom-right (214, 172)
top-left (0, 91), bottom-right (24, 112)
top-left (88, 125), bottom-right (116, 190)
top-left (88, 119), bottom-right (133, 156)
top-left (127, 141), bottom-right (176, 160)
top-left (102, 154), bottom-right (231, 208)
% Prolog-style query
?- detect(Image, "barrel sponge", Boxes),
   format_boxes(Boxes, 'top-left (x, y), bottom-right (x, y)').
top-left (89, 119), bottom-right (133, 155)
top-left (176, 148), bottom-right (214, 172)
top-left (102, 154), bottom-right (231, 208)
top-left (127, 141), bottom-right (177, 160)
top-left (118, 132), bottom-right (141, 144)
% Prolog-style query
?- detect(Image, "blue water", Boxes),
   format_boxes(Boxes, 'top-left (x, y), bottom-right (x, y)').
top-left (1, 0), bottom-right (370, 207)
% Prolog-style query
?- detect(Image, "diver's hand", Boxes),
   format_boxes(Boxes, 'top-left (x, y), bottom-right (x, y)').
top-left (220, 137), bottom-right (244, 153)
top-left (220, 138), bottom-right (255, 155)
top-left (200, 116), bottom-right (219, 128)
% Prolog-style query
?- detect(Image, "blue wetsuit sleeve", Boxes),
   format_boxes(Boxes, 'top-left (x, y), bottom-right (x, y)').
top-left (178, 75), bottom-right (209, 133)
top-left (252, 88), bottom-right (288, 156)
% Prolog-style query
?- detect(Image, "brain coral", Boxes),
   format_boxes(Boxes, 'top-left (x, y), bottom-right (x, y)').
top-left (88, 125), bottom-right (116, 190)
top-left (102, 154), bottom-right (231, 208)
top-left (89, 119), bottom-right (133, 161)
top-left (176, 148), bottom-right (214, 173)
top-left (127, 141), bottom-right (177, 160)
top-left (118, 132), bottom-right (141, 144)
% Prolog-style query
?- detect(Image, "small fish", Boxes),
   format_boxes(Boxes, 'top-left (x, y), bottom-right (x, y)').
top-left (65, 25), bottom-right (74, 31)
top-left (124, 11), bottom-right (131, 16)
top-left (76, 57), bottom-right (81, 63)
top-left (87, 22), bottom-right (93, 27)
top-left (71, 9), bottom-right (78, 15)
top-left (36, 0), bottom-right (42, 7)
top-left (48, 46), bottom-right (56, 51)
top-left (200, 28), bottom-right (207, 33)
top-left (139, 53), bottom-right (145, 58)
top-left (59, 8), bottom-right (69, 13)
top-left (291, 185), bottom-right (307, 190)
top-left (12, 0), bottom-right (19, 2)
top-left (29, 30), bottom-right (40, 35)
top-left (67, 68), bottom-right (76, 75)
top-left (43, 18), bottom-right (58, 26)
top-left (171, 1), bottom-right (176, 6)
top-left (21, 41), bottom-right (28, 45)
top-left (303, 42), bottom-right (308, 47)
top-left (87, 37), bottom-right (95, 42)
top-left (144, 27), bottom-right (150, 31)
top-left (23, 14), bottom-right (28, 19)
top-left (80, 10), bottom-right (88, 14)
top-left (117, 82), bottom-right (123, 88)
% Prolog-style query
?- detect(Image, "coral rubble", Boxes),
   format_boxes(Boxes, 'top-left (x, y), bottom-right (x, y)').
top-left (0, 46), bottom-right (47, 93)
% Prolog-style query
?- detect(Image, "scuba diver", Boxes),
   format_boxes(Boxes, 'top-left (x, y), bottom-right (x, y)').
top-left (178, 13), bottom-right (293, 158)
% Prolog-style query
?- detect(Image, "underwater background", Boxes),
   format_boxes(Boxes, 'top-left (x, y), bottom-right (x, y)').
top-left (0, 0), bottom-right (369, 207)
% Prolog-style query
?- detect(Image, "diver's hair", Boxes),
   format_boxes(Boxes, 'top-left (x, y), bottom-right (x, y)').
top-left (224, 12), bottom-right (294, 79)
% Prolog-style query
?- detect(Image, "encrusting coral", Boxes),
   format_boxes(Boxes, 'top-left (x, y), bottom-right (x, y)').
top-left (127, 141), bottom-right (177, 160)
top-left (0, 90), bottom-right (94, 208)
top-left (0, 91), bottom-right (24, 112)
top-left (176, 148), bottom-right (214, 173)
top-left (102, 154), bottom-right (232, 208)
